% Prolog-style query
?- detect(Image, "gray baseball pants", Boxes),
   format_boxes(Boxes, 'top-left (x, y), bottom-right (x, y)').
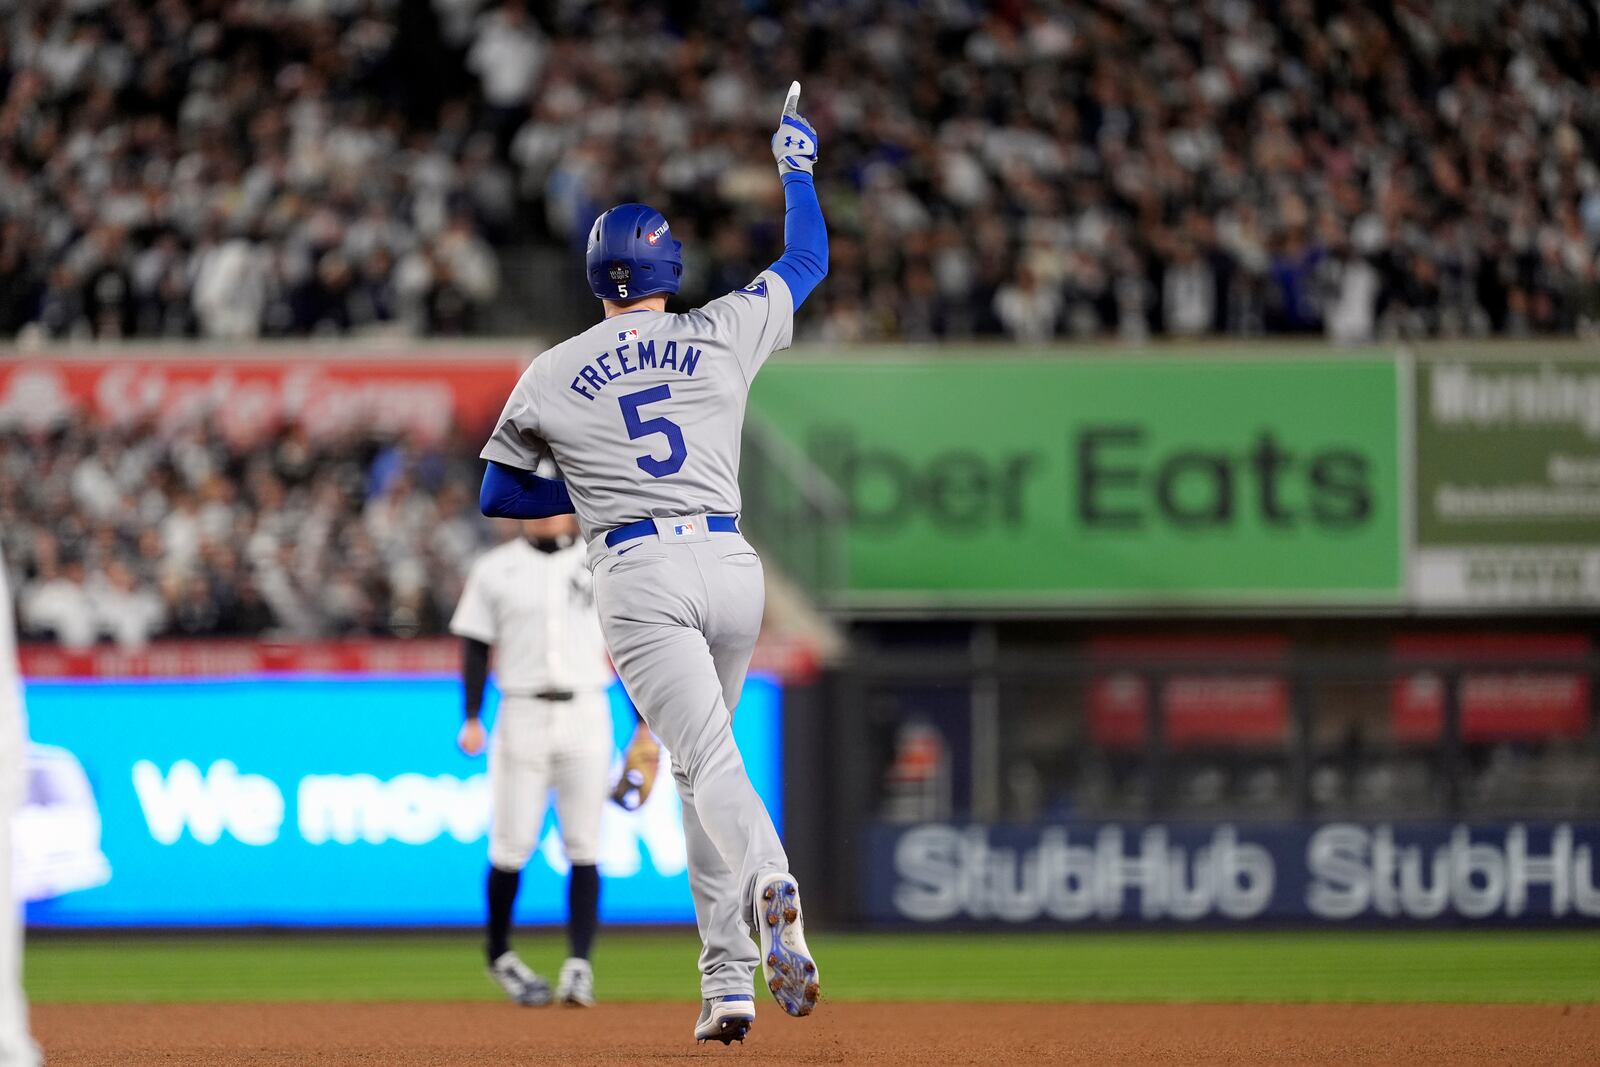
top-left (588, 519), bottom-right (788, 998)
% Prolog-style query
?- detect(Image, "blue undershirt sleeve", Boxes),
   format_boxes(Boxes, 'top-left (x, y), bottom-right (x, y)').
top-left (768, 172), bottom-right (829, 309)
top-left (478, 460), bottom-right (576, 518)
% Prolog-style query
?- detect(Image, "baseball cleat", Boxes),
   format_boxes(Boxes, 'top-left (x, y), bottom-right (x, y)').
top-left (556, 957), bottom-right (596, 1007)
top-left (487, 951), bottom-right (553, 1006)
top-left (694, 994), bottom-right (755, 1044)
top-left (753, 872), bottom-right (820, 1017)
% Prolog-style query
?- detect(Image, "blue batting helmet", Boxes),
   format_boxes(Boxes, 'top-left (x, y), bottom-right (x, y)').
top-left (585, 203), bottom-right (683, 301)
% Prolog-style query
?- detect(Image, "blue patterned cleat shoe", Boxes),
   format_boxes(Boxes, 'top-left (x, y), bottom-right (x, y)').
top-left (694, 994), bottom-right (755, 1044)
top-left (754, 872), bottom-right (820, 1017)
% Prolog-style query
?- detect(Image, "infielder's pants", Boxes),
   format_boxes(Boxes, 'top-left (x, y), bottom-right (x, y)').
top-left (1, 705), bottom-right (40, 1067)
top-left (590, 529), bottom-right (786, 999)
top-left (489, 691), bottom-right (613, 871)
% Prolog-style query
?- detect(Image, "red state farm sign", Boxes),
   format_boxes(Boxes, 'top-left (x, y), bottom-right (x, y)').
top-left (0, 349), bottom-right (528, 443)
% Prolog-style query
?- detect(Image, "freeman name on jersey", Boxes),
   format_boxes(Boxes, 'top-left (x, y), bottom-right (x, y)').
top-left (569, 339), bottom-right (703, 401)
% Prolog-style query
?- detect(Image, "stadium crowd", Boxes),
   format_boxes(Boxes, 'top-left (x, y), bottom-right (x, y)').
top-left (0, 415), bottom-right (489, 645)
top-left (0, 0), bottom-right (505, 341)
top-left (1, 0), bottom-right (1598, 345)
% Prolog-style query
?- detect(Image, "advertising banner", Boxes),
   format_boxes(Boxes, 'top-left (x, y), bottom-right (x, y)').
top-left (1389, 634), bottom-right (1592, 743)
top-left (0, 349), bottom-right (527, 444)
top-left (751, 356), bottom-right (1403, 611)
top-left (1087, 636), bottom-right (1290, 749)
top-left (1412, 354), bottom-right (1600, 606)
top-left (866, 821), bottom-right (1600, 926)
top-left (19, 673), bottom-right (781, 926)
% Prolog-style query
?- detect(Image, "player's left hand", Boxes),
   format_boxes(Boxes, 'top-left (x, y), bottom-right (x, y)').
top-left (457, 718), bottom-right (487, 757)
top-left (611, 729), bottom-right (661, 810)
top-left (771, 81), bottom-right (818, 177)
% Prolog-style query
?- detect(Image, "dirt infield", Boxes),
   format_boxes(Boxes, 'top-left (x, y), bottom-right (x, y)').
top-left (33, 1001), bottom-right (1600, 1065)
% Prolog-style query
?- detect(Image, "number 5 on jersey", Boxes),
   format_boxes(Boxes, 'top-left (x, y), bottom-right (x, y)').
top-left (620, 385), bottom-right (687, 477)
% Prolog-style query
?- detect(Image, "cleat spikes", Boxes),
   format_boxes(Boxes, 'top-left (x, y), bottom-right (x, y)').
top-left (755, 872), bottom-right (820, 1020)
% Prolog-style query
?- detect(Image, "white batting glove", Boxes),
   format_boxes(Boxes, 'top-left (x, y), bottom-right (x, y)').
top-left (771, 81), bottom-right (818, 177)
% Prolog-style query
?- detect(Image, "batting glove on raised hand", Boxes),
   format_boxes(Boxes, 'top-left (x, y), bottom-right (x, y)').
top-left (771, 81), bottom-right (818, 177)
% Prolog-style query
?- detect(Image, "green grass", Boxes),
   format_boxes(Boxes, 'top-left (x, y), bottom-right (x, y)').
top-left (24, 930), bottom-right (1600, 1004)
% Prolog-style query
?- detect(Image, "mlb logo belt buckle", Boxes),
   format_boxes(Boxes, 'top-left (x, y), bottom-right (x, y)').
top-left (654, 514), bottom-right (710, 543)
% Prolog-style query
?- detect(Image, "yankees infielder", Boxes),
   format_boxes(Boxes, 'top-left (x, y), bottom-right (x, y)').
top-left (451, 513), bottom-right (646, 1008)
top-left (476, 83), bottom-right (827, 1043)
top-left (1, 554), bottom-right (42, 1067)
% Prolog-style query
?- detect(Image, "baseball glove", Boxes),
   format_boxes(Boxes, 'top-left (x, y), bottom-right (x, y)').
top-left (612, 731), bottom-right (661, 811)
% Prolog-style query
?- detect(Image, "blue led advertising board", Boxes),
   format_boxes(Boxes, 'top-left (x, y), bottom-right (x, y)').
top-left (19, 674), bottom-right (782, 926)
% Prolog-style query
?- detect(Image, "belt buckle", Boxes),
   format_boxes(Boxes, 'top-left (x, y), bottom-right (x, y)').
top-left (653, 514), bottom-right (709, 543)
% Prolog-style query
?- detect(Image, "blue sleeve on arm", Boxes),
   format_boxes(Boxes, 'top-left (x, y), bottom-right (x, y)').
top-left (769, 172), bottom-right (828, 309)
top-left (479, 460), bottom-right (575, 519)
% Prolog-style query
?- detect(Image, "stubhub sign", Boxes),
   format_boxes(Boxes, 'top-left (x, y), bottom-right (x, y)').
top-left (869, 821), bottom-right (1600, 926)
top-left (21, 674), bottom-right (781, 926)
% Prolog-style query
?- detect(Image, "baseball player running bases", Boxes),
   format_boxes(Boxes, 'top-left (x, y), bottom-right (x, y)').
top-left (478, 82), bottom-right (827, 1043)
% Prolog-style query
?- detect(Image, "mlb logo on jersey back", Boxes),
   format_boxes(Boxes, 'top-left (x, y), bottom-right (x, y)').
top-left (618, 328), bottom-right (639, 341)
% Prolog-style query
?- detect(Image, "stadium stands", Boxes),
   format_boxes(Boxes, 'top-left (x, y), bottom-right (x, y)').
top-left (2, 1), bottom-right (1597, 342)
top-left (1, 414), bottom-right (487, 644)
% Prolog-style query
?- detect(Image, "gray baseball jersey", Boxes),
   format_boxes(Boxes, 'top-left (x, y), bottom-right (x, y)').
top-left (481, 270), bottom-right (794, 541)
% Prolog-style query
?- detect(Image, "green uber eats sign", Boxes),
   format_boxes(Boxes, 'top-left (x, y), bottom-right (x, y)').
top-left (749, 355), bottom-right (1403, 610)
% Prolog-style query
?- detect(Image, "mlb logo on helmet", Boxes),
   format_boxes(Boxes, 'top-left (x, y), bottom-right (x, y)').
top-left (673, 521), bottom-right (696, 536)
top-left (646, 220), bottom-right (671, 245)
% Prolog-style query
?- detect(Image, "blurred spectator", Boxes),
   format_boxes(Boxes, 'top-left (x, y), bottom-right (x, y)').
top-left (993, 266), bottom-right (1061, 343)
top-left (467, 2), bottom-right (545, 140)
top-left (20, 556), bottom-right (95, 649)
top-left (0, 415), bottom-right (492, 647)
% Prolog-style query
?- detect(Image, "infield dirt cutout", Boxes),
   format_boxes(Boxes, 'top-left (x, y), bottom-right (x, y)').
top-left (33, 1001), bottom-right (1600, 1065)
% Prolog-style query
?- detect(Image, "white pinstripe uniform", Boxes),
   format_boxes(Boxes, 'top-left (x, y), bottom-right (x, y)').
top-left (450, 536), bottom-right (614, 870)
top-left (0, 554), bottom-right (41, 1067)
